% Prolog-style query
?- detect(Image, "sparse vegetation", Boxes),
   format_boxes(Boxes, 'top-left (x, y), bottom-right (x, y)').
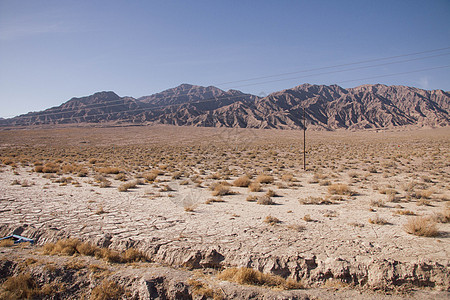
top-left (404, 217), bottom-right (439, 237)
top-left (264, 215), bottom-right (281, 225)
top-left (217, 267), bottom-right (303, 289)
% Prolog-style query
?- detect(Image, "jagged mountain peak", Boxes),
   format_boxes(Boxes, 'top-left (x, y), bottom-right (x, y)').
top-left (0, 83), bottom-right (448, 129)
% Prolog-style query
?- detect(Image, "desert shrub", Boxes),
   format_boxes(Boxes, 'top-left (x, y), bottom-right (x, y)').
top-left (328, 184), bottom-right (354, 196)
top-left (404, 217), bottom-right (439, 237)
top-left (368, 216), bottom-right (389, 225)
top-left (42, 162), bottom-right (60, 173)
top-left (114, 173), bottom-right (127, 181)
top-left (298, 196), bottom-right (332, 205)
top-left (90, 279), bottom-right (124, 300)
top-left (256, 174), bottom-right (274, 184)
top-left (257, 196), bottom-right (274, 205)
top-left (395, 210), bottom-right (416, 216)
top-left (41, 238), bottom-right (149, 263)
top-left (233, 175), bottom-right (251, 187)
top-left (0, 239), bottom-right (14, 247)
top-left (0, 273), bottom-right (43, 299)
top-left (413, 189), bottom-right (433, 199)
top-left (264, 215), bottom-right (281, 225)
top-left (246, 195), bottom-right (258, 202)
top-left (266, 189), bottom-right (277, 197)
top-left (118, 180), bottom-right (138, 192)
top-left (370, 199), bottom-right (385, 207)
top-left (303, 214), bottom-right (312, 222)
top-left (143, 172), bottom-right (158, 182)
top-left (205, 198), bottom-right (225, 204)
top-left (281, 174), bottom-right (294, 182)
top-left (248, 182), bottom-right (261, 192)
top-left (217, 267), bottom-right (303, 289)
top-left (212, 184), bottom-right (232, 196)
top-left (187, 279), bottom-right (223, 299)
top-left (97, 167), bottom-right (121, 174)
top-left (433, 207), bottom-right (450, 223)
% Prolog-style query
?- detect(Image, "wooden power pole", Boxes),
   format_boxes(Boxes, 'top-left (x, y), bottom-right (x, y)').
top-left (303, 107), bottom-right (306, 171)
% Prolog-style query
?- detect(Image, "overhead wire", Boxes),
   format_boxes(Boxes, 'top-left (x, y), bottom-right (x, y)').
top-left (2, 47), bottom-right (449, 123)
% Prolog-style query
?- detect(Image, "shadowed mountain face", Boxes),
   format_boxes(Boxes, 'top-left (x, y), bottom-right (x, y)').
top-left (1, 83), bottom-right (449, 130)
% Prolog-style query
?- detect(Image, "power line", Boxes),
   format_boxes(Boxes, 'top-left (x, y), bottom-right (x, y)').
top-left (227, 52), bottom-right (450, 88)
top-left (216, 46), bottom-right (450, 86)
top-left (4, 64), bottom-right (449, 124)
top-left (2, 47), bottom-right (450, 123)
top-left (8, 47), bottom-right (450, 117)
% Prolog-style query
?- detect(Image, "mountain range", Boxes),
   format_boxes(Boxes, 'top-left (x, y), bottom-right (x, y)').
top-left (1, 83), bottom-right (449, 130)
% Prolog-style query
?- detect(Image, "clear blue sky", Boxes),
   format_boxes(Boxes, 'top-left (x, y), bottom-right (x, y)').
top-left (1, 0), bottom-right (449, 118)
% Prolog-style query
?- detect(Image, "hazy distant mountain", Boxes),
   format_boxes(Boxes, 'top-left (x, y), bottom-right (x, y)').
top-left (1, 83), bottom-right (448, 130)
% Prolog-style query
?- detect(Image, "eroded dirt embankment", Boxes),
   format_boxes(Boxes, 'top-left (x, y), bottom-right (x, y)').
top-left (1, 223), bottom-right (449, 294)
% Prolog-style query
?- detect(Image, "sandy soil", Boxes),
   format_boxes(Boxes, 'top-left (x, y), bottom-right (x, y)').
top-left (0, 125), bottom-right (449, 297)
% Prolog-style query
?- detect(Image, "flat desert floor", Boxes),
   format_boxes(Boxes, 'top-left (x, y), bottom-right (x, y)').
top-left (0, 125), bottom-right (449, 299)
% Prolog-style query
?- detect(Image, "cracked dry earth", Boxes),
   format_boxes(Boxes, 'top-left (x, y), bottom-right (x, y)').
top-left (0, 125), bottom-right (449, 299)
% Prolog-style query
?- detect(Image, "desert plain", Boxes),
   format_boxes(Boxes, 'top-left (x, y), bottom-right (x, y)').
top-left (0, 124), bottom-right (449, 299)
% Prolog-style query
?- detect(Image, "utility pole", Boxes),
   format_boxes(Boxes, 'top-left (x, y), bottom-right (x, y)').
top-left (303, 107), bottom-right (306, 171)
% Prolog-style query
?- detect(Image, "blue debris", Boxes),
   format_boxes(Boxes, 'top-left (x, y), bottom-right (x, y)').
top-left (0, 234), bottom-right (34, 245)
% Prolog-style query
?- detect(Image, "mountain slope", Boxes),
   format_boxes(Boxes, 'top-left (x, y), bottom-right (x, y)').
top-left (1, 84), bottom-right (448, 130)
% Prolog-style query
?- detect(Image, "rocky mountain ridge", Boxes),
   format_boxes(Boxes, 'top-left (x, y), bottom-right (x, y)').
top-left (1, 83), bottom-right (449, 130)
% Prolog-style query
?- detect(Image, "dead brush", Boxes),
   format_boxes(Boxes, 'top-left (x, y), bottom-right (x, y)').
top-left (90, 279), bottom-right (125, 300)
top-left (368, 216), bottom-right (389, 225)
top-left (211, 183), bottom-right (233, 196)
top-left (264, 215), bottom-right (281, 225)
top-left (217, 267), bottom-right (303, 290)
top-left (41, 238), bottom-right (149, 263)
top-left (0, 273), bottom-right (55, 299)
top-left (257, 195), bottom-right (274, 205)
top-left (118, 180), bottom-right (138, 192)
top-left (298, 196), bottom-right (332, 205)
top-left (233, 175), bottom-right (251, 187)
top-left (404, 217), bottom-right (439, 237)
top-left (328, 184), bottom-right (355, 196)
top-left (187, 279), bottom-right (223, 299)
top-left (97, 166), bottom-right (122, 174)
top-left (248, 182), bottom-right (262, 192)
top-left (433, 206), bottom-right (450, 223)
top-left (256, 174), bottom-right (274, 184)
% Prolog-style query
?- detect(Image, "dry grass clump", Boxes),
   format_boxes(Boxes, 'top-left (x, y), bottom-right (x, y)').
top-left (281, 174), bottom-right (294, 182)
top-left (257, 195), bottom-right (274, 205)
top-left (404, 217), bottom-right (439, 237)
top-left (413, 189), bottom-right (433, 199)
top-left (118, 180), bottom-right (138, 192)
top-left (205, 198), bottom-right (225, 204)
top-left (217, 267), bottom-right (303, 290)
top-left (0, 239), bottom-right (15, 247)
top-left (246, 195), bottom-right (258, 202)
top-left (0, 273), bottom-right (55, 299)
top-left (97, 166), bottom-right (122, 174)
top-left (327, 184), bottom-right (354, 196)
top-left (433, 206), bottom-right (450, 223)
top-left (233, 175), bottom-right (251, 187)
top-left (211, 183), bottom-right (233, 196)
top-left (143, 172), bottom-right (158, 182)
top-left (264, 215), bottom-right (281, 225)
top-left (34, 162), bottom-right (60, 173)
top-left (395, 210), bottom-right (416, 216)
top-left (303, 214), bottom-right (313, 222)
top-left (41, 238), bottom-right (149, 263)
top-left (368, 216), bottom-right (389, 225)
top-left (256, 174), bottom-right (274, 184)
top-left (248, 182), bottom-right (261, 192)
top-left (90, 279), bottom-right (125, 300)
top-left (187, 279), bottom-right (223, 300)
top-left (370, 199), bottom-right (385, 207)
top-left (298, 196), bottom-right (332, 205)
